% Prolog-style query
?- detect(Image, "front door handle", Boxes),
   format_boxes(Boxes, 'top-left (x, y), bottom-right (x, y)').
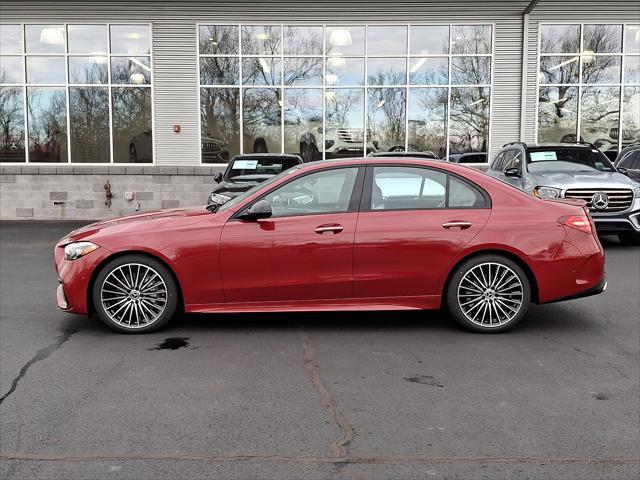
top-left (315, 224), bottom-right (343, 234)
top-left (442, 221), bottom-right (472, 230)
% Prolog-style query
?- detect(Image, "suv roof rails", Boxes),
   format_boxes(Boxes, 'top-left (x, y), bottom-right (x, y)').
top-left (501, 141), bottom-right (527, 148)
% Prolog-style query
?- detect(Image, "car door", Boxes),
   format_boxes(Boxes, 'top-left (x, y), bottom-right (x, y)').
top-left (219, 166), bottom-right (364, 303)
top-left (354, 165), bottom-right (491, 298)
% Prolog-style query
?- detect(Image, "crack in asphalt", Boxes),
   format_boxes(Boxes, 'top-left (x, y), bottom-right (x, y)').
top-left (0, 327), bottom-right (77, 405)
top-left (299, 329), bottom-right (354, 458)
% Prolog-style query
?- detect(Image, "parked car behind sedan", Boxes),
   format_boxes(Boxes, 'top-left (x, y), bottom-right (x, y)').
top-left (487, 142), bottom-right (640, 245)
top-left (208, 154), bottom-right (303, 206)
top-left (447, 152), bottom-right (487, 163)
top-left (615, 144), bottom-right (640, 182)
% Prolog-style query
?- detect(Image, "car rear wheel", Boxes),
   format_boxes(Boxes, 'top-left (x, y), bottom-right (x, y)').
top-left (93, 254), bottom-right (178, 333)
top-left (446, 255), bottom-right (531, 333)
top-left (618, 232), bottom-right (640, 246)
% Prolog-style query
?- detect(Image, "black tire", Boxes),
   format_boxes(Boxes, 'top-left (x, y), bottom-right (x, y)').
top-left (446, 254), bottom-right (531, 333)
top-left (93, 254), bottom-right (179, 334)
top-left (618, 232), bottom-right (640, 246)
top-left (253, 138), bottom-right (268, 153)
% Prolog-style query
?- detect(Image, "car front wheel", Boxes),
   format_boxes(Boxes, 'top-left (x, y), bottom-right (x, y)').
top-left (93, 254), bottom-right (178, 333)
top-left (446, 255), bottom-right (531, 333)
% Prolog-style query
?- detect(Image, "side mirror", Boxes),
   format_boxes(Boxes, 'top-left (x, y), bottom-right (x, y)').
top-left (213, 172), bottom-right (223, 183)
top-left (236, 200), bottom-right (272, 221)
top-left (617, 167), bottom-right (628, 176)
top-left (504, 167), bottom-right (521, 178)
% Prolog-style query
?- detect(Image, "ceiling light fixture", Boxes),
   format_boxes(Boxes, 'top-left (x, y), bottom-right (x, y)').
top-left (410, 58), bottom-right (427, 73)
top-left (258, 58), bottom-right (271, 73)
top-left (129, 57), bottom-right (151, 72)
top-left (548, 56), bottom-right (579, 71)
top-left (130, 73), bottom-right (145, 84)
top-left (40, 27), bottom-right (64, 45)
top-left (329, 29), bottom-right (352, 46)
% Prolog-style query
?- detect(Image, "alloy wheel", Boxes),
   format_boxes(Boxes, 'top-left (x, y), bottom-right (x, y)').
top-left (457, 262), bottom-right (524, 328)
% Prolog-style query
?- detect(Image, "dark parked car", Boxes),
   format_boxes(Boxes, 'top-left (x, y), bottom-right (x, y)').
top-left (447, 152), bottom-right (487, 163)
top-left (370, 151), bottom-right (439, 160)
top-left (615, 144), bottom-right (640, 182)
top-left (207, 154), bottom-right (303, 206)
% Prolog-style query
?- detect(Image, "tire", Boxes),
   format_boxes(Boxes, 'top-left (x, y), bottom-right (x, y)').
top-left (253, 138), bottom-right (268, 153)
top-left (446, 254), bottom-right (531, 333)
top-left (618, 232), bottom-right (640, 246)
top-left (129, 143), bottom-right (138, 162)
top-left (93, 254), bottom-right (179, 333)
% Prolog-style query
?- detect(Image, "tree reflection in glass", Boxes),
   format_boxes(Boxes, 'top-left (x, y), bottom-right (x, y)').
top-left (622, 87), bottom-right (640, 145)
top-left (27, 87), bottom-right (67, 162)
top-left (200, 87), bottom-right (239, 163)
top-left (242, 88), bottom-right (282, 154)
top-left (70, 87), bottom-right (110, 163)
top-left (580, 86), bottom-right (620, 152)
top-left (367, 88), bottom-right (406, 153)
top-left (537, 86), bottom-right (578, 143)
top-left (449, 87), bottom-right (489, 153)
top-left (0, 87), bottom-right (25, 162)
top-left (408, 88), bottom-right (447, 158)
top-left (112, 87), bottom-right (152, 163)
top-left (325, 89), bottom-right (364, 158)
top-left (283, 88), bottom-right (323, 161)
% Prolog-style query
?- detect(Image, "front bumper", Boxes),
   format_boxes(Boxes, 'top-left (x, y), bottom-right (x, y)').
top-left (593, 210), bottom-right (640, 234)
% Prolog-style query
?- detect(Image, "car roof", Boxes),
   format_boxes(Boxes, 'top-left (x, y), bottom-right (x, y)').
top-left (508, 143), bottom-right (594, 150)
top-left (231, 153), bottom-right (302, 160)
top-left (370, 151), bottom-right (438, 158)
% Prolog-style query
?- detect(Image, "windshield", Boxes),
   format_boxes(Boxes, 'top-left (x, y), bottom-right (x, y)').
top-left (226, 157), bottom-right (301, 179)
top-left (217, 166), bottom-right (301, 212)
top-left (527, 148), bottom-right (616, 173)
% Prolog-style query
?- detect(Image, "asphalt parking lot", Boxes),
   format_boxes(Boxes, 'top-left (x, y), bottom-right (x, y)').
top-left (0, 221), bottom-right (638, 480)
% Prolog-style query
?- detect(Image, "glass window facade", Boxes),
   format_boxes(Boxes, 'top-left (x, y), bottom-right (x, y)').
top-left (198, 24), bottom-right (493, 163)
top-left (537, 23), bottom-right (640, 154)
top-left (0, 24), bottom-right (152, 163)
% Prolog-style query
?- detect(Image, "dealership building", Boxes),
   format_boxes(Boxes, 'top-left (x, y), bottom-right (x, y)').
top-left (0, 0), bottom-right (638, 219)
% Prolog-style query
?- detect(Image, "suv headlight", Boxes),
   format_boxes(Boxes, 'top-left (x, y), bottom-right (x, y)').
top-left (64, 241), bottom-right (99, 261)
top-left (210, 193), bottom-right (231, 205)
top-left (533, 186), bottom-right (562, 199)
top-left (634, 187), bottom-right (640, 199)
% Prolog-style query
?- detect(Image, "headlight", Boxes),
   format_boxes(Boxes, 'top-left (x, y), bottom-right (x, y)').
top-left (64, 241), bottom-right (99, 261)
top-left (210, 193), bottom-right (232, 205)
top-left (533, 186), bottom-right (562, 199)
top-left (634, 187), bottom-right (640, 199)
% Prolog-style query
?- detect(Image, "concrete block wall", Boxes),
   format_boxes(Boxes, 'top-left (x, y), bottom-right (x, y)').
top-left (0, 166), bottom-right (224, 221)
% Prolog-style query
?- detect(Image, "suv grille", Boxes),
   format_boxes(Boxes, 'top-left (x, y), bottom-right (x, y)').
top-left (337, 129), bottom-right (364, 143)
top-left (565, 188), bottom-right (634, 213)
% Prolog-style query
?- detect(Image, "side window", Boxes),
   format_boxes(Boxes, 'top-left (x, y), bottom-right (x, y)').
top-left (505, 150), bottom-right (522, 171)
top-left (500, 150), bottom-right (515, 171)
top-left (619, 151), bottom-right (640, 169)
top-left (491, 152), bottom-right (505, 171)
top-left (449, 176), bottom-right (488, 208)
top-left (372, 167), bottom-right (447, 210)
top-left (263, 167), bottom-right (359, 217)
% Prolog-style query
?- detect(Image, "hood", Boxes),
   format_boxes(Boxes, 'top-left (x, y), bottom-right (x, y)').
top-left (529, 170), bottom-right (636, 189)
top-left (213, 175), bottom-right (272, 194)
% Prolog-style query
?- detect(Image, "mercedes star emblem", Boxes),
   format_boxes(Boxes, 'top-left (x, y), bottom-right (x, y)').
top-left (591, 192), bottom-right (609, 210)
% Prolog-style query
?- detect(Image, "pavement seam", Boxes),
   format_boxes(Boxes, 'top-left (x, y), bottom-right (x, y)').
top-left (299, 329), bottom-right (354, 458)
top-left (0, 327), bottom-right (77, 405)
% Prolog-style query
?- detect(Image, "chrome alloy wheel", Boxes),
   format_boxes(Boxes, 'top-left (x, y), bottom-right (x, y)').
top-left (100, 263), bottom-right (167, 329)
top-left (457, 262), bottom-right (524, 328)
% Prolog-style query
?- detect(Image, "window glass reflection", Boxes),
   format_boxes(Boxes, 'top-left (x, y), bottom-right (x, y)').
top-left (110, 25), bottom-right (151, 54)
top-left (624, 55), bottom-right (640, 84)
top-left (540, 24), bottom-right (580, 54)
top-left (199, 25), bottom-right (238, 54)
top-left (409, 58), bottom-right (448, 85)
top-left (0, 56), bottom-right (23, 84)
top-left (241, 25), bottom-right (282, 55)
top-left (284, 57), bottom-right (322, 86)
top-left (622, 87), bottom-right (640, 144)
top-left (283, 26), bottom-right (323, 55)
top-left (326, 57), bottom-right (364, 86)
top-left (367, 58), bottom-right (406, 85)
top-left (69, 87), bottom-right (110, 163)
top-left (580, 86), bottom-right (620, 153)
top-left (539, 56), bottom-right (579, 84)
top-left (537, 86), bottom-right (578, 143)
top-left (242, 57), bottom-right (281, 85)
top-left (367, 26), bottom-right (407, 55)
top-left (368, 88), bottom-right (406, 154)
top-left (243, 88), bottom-right (282, 154)
top-left (582, 56), bottom-right (621, 84)
top-left (450, 25), bottom-right (491, 54)
top-left (583, 25), bottom-right (622, 54)
top-left (1, 25), bottom-right (23, 54)
top-left (326, 26), bottom-right (365, 56)
top-left (410, 26), bottom-right (449, 55)
top-left (200, 87), bottom-right (239, 163)
top-left (112, 87), bottom-right (152, 163)
top-left (111, 56), bottom-right (151, 84)
top-left (624, 25), bottom-right (640, 54)
top-left (408, 88), bottom-right (447, 158)
top-left (25, 25), bottom-right (65, 54)
top-left (283, 88), bottom-right (323, 161)
top-left (200, 57), bottom-right (239, 85)
top-left (68, 56), bottom-right (108, 84)
top-left (325, 89), bottom-right (364, 158)
top-left (27, 87), bottom-right (67, 162)
top-left (449, 87), bottom-right (489, 153)
top-left (451, 56), bottom-right (491, 84)
top-left (67, 24), bottom-right (108, 54)
top-left (26, 57), bottom-right (66, 84)
top-left (0, 87), bottom-right (25, 162)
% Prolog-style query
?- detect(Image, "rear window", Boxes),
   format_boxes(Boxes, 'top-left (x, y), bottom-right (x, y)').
top-left (227, 157), bottom-right (301, 179)
top-left (527, 148), bottom-right (615, 173)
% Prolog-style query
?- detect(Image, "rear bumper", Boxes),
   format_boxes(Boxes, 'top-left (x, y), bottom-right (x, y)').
top-left (543, 276), bottom-right (607, 304)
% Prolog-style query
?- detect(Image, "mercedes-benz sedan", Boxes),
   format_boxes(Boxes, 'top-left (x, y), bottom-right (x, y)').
top-left (55, 158), bottom-right (606, 334)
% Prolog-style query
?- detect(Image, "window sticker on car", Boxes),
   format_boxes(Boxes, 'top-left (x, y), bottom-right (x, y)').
top-left (232, 160), bottom-right (258, 169)
top-left (530, 151), bottom-right (558, 161)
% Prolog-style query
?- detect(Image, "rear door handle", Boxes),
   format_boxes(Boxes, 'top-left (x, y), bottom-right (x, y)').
top-left (315, 224), bottom-right (343, 234)
top-left (442, 221), bottom-right (472, 230)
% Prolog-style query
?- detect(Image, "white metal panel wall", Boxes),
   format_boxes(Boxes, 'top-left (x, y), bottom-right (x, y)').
top-left (523, 0), bottom-right (640, 143)
top-left (1, 1), bottom-right (530, 164)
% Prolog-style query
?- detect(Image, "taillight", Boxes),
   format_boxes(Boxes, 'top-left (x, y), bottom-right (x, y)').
top-left (559, 215), bottom-right (593, 234)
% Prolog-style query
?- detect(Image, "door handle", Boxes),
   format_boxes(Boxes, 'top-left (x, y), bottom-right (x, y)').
top-left (442, 221), bottom-right (472, 230)
top-left (315, 224), bottom-right (343, 234)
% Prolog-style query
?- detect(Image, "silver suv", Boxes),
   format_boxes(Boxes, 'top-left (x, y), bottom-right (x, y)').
top-left (487, 142), bottom-right (640, 246)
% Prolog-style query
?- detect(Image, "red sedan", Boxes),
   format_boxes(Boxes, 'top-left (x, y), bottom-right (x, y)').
top-left (55, 158), bottom-right (606, 333)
